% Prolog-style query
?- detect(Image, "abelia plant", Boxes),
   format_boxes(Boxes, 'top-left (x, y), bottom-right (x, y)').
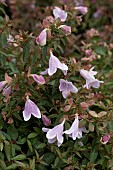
top-left (0, 1), bottom-right (113, 169)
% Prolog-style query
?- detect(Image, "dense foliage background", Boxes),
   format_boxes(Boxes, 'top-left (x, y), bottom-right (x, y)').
top-left (0, 0), bottom-right (113, 169)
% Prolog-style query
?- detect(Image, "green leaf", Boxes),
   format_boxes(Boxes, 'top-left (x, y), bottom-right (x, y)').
top-left (4, 141), bottom-right (12, 161)
top-left (0, 159), bottom-right (6, 170)
top-left (89, 122), bottom-right (94, 132)
top-left (94, 46), bottom-right (107, 56)
top-left (7, 126), bottom-right (18, 140)
top-left (23, 41), bottom-right (30, 66)
top-left (6, 163), bottom-right (18, 170)
top-left (28, 132), bottom-right (38, 139)
top-left (16, 137), bottom-right (26, 145)
top-left (11, 154), bottom-right (26, 161)
top-left (42, 152), bottom-right (55, 165)
top-left (42, 46), bottom-right (47, 61)
top-left (31, 53), bottom-right (39, 66)
top-left (109, 121), bottom-right (113, 132)
top-left (35, 143), bottom-right (46, 150)
top-left (27, 139), bottom-right (33, 152)
top-left (90, 149), bottom-right (98, 163)
top-left (53, 157), bottom-right (67, 168)
top-left (0, 142), bottom-right (3, 151)
top-left (0, 132), bottom-right (5, 141)
top-left (29, 157), bottom-right (35, 170)
top-left (15, 161), bottom-right (27, 168)
top-left (108, 158), bottom-right (113, 168)
top-left (37, 164), bottom-right (47, 170)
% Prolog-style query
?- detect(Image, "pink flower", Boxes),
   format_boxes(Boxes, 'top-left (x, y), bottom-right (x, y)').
top-left (75, 6), bottom-right (88, 15)
top-left (85, 49), bottom-right (92, 56)
top-left (30, 74), bottom-right (45, 84)
top-left (42, 115), bottom-right (51, 126)
top-left (42, 119), bottom-right (65, 147)
top-left (0, 73), bottom-right (12, 91)
top-left (59, 79), bottom-right (78, 98)
top-left (23, 96), bottom-right (41, 121)
top-left (53, 7), bottom-right (67, 22)
top-left (41, 51), bottom-right (68, 76)
top-left (80, 67), bottom-right (103, 89)
top-left (64, 115), bottom-right (85, 140)
top-left (36, 29), bottom-right (47, 46)
top-left (100, 134), bottom-right (110, 144)
top-left (3, 86), bottom-right (12, 97)
top-left (7, 34), bottom-right (15, 43)
top-left (58, 25), bottom-right (71, 35)
top-left (0, 81), bottom-right (7, 91)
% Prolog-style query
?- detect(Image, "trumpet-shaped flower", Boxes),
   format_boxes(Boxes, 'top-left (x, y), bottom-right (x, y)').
top-left (64, 115), bottom-right (85, 140)
top-left (75, 6), bottom-right (88, 15)
top-left (80, 67), bottom-right (103, 89)
top-left (23, 96), bottom-right (41, 121)
top-left (36, 29), bottom-right (47, 46)
top-left (31, 74), bottom-right (45, 84)
top-left (59, 79), bottom-right (78, 98)
top-left (42, 119), bottom-right (65, 147)
top-left (58, 25), bottom-right (71, 35)
top-left (53, 7), bottom-right (67, 22)
top-left (41, 51), bottom-right (68, 76)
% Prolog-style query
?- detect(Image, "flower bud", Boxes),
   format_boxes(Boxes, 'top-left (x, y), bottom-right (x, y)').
top-left (42, 19), bottom-right (50, 28)
top-left (85, 49), bottom-right (92, 56)
top-left (42, 115), bottom-right (51, 126)
top-left (80, 102), bottom-right (89, 110)
top-left (100, 134), bottom-right (110, 144)
top-left (36, 29), bottom-right (47, 46)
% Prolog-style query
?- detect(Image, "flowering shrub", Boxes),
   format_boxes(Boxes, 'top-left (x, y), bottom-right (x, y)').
top-left (0, 1), bottom-right (113, 170)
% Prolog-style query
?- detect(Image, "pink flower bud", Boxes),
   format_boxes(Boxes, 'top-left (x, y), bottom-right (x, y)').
top-left (100, 134), bottom-right (110, 144)
top-left (75, 6), bottom-right (88, 15)
top-left (58, 25), bottom-right (71, 35)
top-left (80, 102), bottom-right (89, 110)
top-left (36, 29), bottom-right (47, 46)
top-left (85, 50), bottom-right (92, 56)
top-left (42, 19), bottom-right (50, 28)
top-left (42, 115), bottom-right (51, 126)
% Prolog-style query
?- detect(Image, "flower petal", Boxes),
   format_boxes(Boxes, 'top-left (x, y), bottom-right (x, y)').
top-left (31, 74), bottom-right (45, 84)
top-left (0, 81), bottom-right (7, 91)
top-left (23, 100), bottom-right (32, 121)
top-left (64, 116), bottom-right (79, 135)
top-left (29, 100), bottom-right (41, 118)
top-left (42, 127), bottom-right (50, 132)
top-left (48, 138), bottom-right (56, 144)
top-left (36, 29), bottom-right (47, 46)
top-left (62, 90), bottom-right (70, 99)
top-left (46, 128), bottom-right (57, 139)
top-left (23, 98), bottom-right (41, 121)
top-left (3, 86), bottom-right (12, 96)
top-left (69, 83), bottom-right (78, 93)
top-left (40, 69), bottom-right (48, 75)
top-left (53, 7), bottom-right (67, 22)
